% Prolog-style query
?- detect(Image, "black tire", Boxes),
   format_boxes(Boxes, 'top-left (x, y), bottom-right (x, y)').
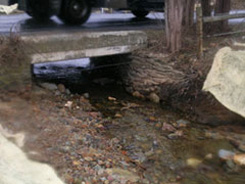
top-left (131, 10), bottom-right (149, 18)
top-left (8, 0), bottom-right (18, 5)
top-left (59, 0), bottom-right (91, 25)
top-left (27, 0), bottom-right (51, 21)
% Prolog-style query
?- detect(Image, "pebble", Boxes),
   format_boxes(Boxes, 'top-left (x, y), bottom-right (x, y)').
top-left (57, 84), bottom-right (66, 93)
top-left (132, 91), bottom-right (145, 99)
top-left (218, 149), bottom-right (235, 160)
top-left (108, 96), bottom-right (117, 101)
top-left (106, 168), bottom-right (140, 183)
top-left (176, 119), bottom-right (190, 128)
top-left (83, 93), bottom-right (90, 99)
top-left (148, 93), bottom-right (160, 103)
top-left (233, 154), bottom-right (245, 166)
top-left (226, 159), bottom-right (236, 169)
top-left (39, 83), bottom-right (57, 91)
top-left (238, 144), bottom-right (245, 152)
top-left (114, 113), bottom-right (123, 118)
top-left (186, 158), bottom-right (202, 168)
top-left (162, 122), bottom-right (176, 132)
top-left (204, 153), bottom-right (213, 160)
top-left (66, 89), bottom-right (71, 95)
top-left (54, 90), bottom-right (61, 96)
top-left (65, 101), bottom-right (73, 109)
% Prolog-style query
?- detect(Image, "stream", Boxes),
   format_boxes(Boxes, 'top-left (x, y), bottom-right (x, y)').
top-left (33, 57), bottom-right (245, 184)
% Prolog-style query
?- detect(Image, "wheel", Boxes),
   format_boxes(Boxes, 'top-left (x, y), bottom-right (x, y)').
top-left (131, 10), bottom-right (149, 18)
top-left (27, 0), bottom-right (51, 21)
top-left (8, 0), bottom-right (18, 5)
top-left (59, 0), bottom-right (91, 25)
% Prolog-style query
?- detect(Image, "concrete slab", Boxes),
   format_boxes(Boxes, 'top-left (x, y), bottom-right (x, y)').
top-left (21, 31), bottom-right (147, 64)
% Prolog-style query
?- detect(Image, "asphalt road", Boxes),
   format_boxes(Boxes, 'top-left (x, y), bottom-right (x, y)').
top-left (0, 12), bottom-right (165, 35)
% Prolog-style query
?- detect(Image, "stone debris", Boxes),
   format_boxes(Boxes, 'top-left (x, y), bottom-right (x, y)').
top-left (233, 154), bottom-right (245, 166)
top-left (218, 149), bottom-right (235, 160)
top-left (0, 131), bottom-right (64, 184)
top-left (0, 4), bottom-right (18, 15)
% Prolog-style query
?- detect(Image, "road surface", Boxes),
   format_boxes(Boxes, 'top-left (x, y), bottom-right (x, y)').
top-left (0, 12), bottom-right (165, 35)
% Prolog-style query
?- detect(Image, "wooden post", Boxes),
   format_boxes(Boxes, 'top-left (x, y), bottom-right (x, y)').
top-left (196, 0), bottom-right (203, 58)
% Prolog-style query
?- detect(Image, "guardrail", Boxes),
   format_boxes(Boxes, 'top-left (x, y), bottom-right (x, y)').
top-left (196, 2), bottom-right (245, 57)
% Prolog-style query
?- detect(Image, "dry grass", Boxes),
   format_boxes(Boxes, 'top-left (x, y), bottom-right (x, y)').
top-left (0, 33), bottom-right (30, 92)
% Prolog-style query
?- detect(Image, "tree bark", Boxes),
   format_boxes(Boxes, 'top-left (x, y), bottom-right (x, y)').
top-left (215, 0), bottom-right (231, 31)
top-left (120, 53), bottom-right (185, 97)
top-left (165, 0), bottom-right (195, 52)
top-left (183, 0), bottom-right (195, 28)
top-left (165, 0), bottom-right (185, 53)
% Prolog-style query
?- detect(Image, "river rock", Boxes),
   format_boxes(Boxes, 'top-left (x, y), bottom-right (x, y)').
top-left (83, 93), bottom-right (90, 99)
top-left (186, 158), bottom-right (202, 168)
top-left (176, 119), bottom-right (190, 128)
top-left (57, 84), bottom-right (66, 93)
top-left (132, 91), bottom-right (145, 99)
top-left (106, 168), bottom-right (140, 183)
top-left (233, 154), bottom-right (245, 166)
top-left (66, 89), bottom-right (71, 95)
top-left (218, 149), bottom-right (235, 160)
top-left (148, 93), bottom-right (160, 103)
top-left (39, 83), bottom-right (57, 91)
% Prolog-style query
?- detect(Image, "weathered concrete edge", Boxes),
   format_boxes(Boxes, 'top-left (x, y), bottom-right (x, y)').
top-left (21, 31), bottom-right (147, 43)
top-left (20, 30), bottom-right (147, 63)
top-left (31, 45), bottom-right (143, 63)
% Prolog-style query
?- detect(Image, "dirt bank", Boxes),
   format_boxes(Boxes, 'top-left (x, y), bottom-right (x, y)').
top-left (121, 29), bottom-right (245, 125)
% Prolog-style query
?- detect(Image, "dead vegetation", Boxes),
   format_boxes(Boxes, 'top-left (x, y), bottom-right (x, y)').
top-left (122, 29), bottom-right (245, 124)
top-left (0, 34), bottom-right (30, 92)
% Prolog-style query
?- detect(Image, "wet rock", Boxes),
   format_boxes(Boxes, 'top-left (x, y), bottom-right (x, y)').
top-left (57, 84), bottom-right (66, 93)
top-left (114, 113), bottom-right (122, 118)
top-left (167, 130), bottom-right (183, 140)
top-left (233, 154), bottom-right (245, 166)
top-left (65, 101), bottom-right (73, 109)
top-left (66, 89), bottom-right (71, 95)
top-left (204, 153), bottom-right (213, 160)
top-left (54, 91), bottom-right (61, 96)
top-left (226, 159), bottom-right (236, 169)
top-left (238, 144), bottom-right (245, 152)
top-left (167, 133), bottom-right (178, 140)
top-left (218, 149), bottom-right (235, 160)
top-left (108, 96), bottom-right (117, 101)
top-left (106, 168), bottom-right (140, 183)
top-left (148, 93), bottom-right (160, 103)
top-left (205, 131), bottom-right (225, 139)
top-left (186, 158), bottom-right (202, 168)
top-left (83, 93), bottom-right (90, 99)
top-left (162, 123), bottom-right (176, 132)
top-left (132, 91), bottom-right (145, 99)
top-left (39, 83), bottom-right (57, 91)
top-left (176, 119), bottom-right (190, 128)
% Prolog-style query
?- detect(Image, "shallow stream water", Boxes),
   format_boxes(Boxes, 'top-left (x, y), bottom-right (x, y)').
top-left (33, 59), bottom-right (245, 184)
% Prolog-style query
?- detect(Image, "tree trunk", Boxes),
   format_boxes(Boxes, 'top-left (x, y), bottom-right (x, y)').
top-left (165, 0), bottom-right (195, 52)
top-left (183, 0), bottom-right (195, 28)
top-left (215, 0), bottom-right (231, 31)
top-left (120, 53), bottom-right (185, 98)
top-left (165, 0), bottom-right (185, 52)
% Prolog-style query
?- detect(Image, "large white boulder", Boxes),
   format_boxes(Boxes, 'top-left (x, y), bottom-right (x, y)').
top-left (203, 46), bottom-right (245, 118)
top-left (0, 128), bottom-right (65, 184)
